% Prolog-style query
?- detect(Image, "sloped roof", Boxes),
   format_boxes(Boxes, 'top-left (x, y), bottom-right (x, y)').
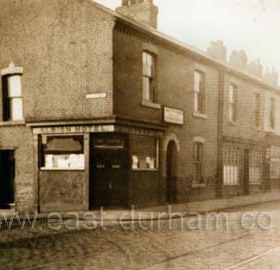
top-left (90, 0), bottom-right (280, 93)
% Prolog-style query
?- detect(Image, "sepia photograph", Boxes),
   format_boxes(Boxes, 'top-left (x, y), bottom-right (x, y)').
top-left (0, 0), bottom-right (280, 269)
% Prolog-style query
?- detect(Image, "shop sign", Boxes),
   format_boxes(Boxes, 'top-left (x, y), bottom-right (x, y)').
top-left (34, 125), bottom-right (114, 135)
top-left (164, 107), bottom-right (184, 125)
top-left (85, 93), bottom-right (107, 99)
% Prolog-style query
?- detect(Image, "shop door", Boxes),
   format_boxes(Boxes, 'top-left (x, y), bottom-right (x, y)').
top-left (166, 141), bottom-right (177, 203)
top-left (0, 150), bottom-right (15, 209)
top-left (90, 135), bottom-right (128, 209)
top-left (242, 149), bottom-right (250, 195)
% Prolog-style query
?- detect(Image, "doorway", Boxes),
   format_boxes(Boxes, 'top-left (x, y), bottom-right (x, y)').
top-left (166, 141), bottom-right (177, 203)
top-left (242, 149), bottom-right (250, 195)
top-left (89, 134), bottom-right (129, 209)
top-left (0, 150), bottom-right (15, 209)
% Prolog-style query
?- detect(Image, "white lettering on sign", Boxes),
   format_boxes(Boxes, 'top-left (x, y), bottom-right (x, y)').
top-left (85, 93), bottom-right (107, 99)
top-left (164, 107), bottom-right (184, 125)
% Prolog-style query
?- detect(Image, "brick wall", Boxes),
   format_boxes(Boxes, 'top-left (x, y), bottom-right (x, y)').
top-left (113, 23), bottom-right (220, 203)
top-left (0, 0), bottom-right (115, 122)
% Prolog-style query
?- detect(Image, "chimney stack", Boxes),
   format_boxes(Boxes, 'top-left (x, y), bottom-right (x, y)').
top-left (263, 67), bottom-right (278, 85)
top-left (246, 58), bottom-right (263, 78)
top-left (229, 50), bottom-right (248, 70)
top-left (207, 41), bottom-right (227, 62)
top-left (116, 0), bottom-right (159, 29)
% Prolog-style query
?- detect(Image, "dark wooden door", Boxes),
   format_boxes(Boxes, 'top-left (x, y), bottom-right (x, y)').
top-left (243, 149), bottom-right (250, 195)
top-left (90, 134), bottom-right (128, 209)
top-left (0, 150), bottom-right (15, 209)
top-left (166, 141), bottom-right (177, 203)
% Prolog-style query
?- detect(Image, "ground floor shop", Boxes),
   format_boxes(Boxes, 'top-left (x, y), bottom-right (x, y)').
top-left (1, 125), bottom-right (280, 213)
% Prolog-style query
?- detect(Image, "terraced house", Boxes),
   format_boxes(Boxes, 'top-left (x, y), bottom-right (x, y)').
top-left (0, 0), bottom-right (279, 213)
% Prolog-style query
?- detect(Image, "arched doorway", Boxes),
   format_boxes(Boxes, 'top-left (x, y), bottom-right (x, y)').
top-left (166, 141), bottom-right (177, 203)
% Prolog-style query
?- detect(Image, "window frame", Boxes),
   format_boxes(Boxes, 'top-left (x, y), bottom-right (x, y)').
top-left (254, 93), bottom-right (261, 129)
top-left (194, 70), bottom-right (205, 114)
top-left (1, 63), bottom-right (24, 122)
top-left (40, 135), bottom-right (85, 171)
top-left (142, 51), bottom-right (156, 104)
top-left (228, 83), bottom-right (237, 123)
top-left (269, 97), bottom-right (275, 130)
top-left (193, 142), bottom-right (204, 183)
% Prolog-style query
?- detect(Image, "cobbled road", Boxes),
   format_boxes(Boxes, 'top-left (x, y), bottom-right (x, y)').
top-left (1, 201), bottom-right (280, 270)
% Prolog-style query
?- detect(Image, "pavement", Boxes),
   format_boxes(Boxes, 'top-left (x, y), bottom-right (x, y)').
top-left (1, 191), bottom-right (280, 224)
top-left (1, 200), bottom-right (280, 269)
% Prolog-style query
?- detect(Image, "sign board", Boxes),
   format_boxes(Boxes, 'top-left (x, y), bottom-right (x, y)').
top-left (164, 107), bottom-right (184, 125)
top-left (85, 93), bottom-right (107, 99)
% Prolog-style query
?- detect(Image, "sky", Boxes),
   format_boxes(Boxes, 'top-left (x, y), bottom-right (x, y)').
top-left (94, 0), bottom-right (280, 77)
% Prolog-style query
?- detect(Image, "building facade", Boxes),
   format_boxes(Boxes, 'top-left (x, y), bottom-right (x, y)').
top-left (0, 0), bottom-right (279, 213)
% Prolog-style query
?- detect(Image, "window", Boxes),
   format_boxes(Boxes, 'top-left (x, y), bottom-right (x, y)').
top-left (193, 142), bottom-right (204, 183)
top-left (254, 93), bottom-right (261, 128)
top-left (2, 74), bottom-right (23, 121)
top-left (269, 97), bottom-right (275, 129)
top-left (228, 84), bottom-right (237, 122)
top-left (131, 135), bottom-right (159, 170)
top-left (40, 136), bottom-right (85, 170)
top-left (223, 145), bottom-right (241, 185)
top-left (194, 71), bottom-right (205, 113)
top-left (249, 150), bottom-right (262, 184)
top-left (268, 147), bottom-right (280, 179)
top-left (142, 51), bottom-right (156, 103)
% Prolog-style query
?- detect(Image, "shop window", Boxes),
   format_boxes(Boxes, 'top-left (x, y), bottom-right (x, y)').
top-left (194, 70), bottom-right (205, 114)
top-left (2, 74), bottom-right (23, 121)
top-left (228, 84), bottom-right (237, 123)
top-left (142, 51), bottom-right (156, 103)
top-left (193, 142), bottom-right (204, 183)
top-left (131, 135), bottom-right (158, 170)
top-left (223, 145), bottom-right (241, 185)
top-left (40, 136), bottom-right (84, 170)
top-left (249, 150), bottom-right (262, 184)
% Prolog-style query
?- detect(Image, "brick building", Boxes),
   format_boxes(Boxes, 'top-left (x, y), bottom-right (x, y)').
top-left (0, 0), bottom-right (279, 213)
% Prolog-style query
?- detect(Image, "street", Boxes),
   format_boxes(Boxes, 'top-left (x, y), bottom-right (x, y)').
top-left (1, 201), bottom-right (280, 270)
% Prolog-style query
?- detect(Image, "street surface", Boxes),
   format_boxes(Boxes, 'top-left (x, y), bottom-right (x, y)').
top-left (1, 201), bottom-right (280, 270)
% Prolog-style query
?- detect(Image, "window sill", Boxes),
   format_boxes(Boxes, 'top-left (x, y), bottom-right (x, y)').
top-left (193, 112), bottom-right (207, 119)
top-left (223, 184), bottom-right (239, 186)
top-left (40, 168), bottom-right (84, 171)
top-left (0, 120), bottom-right (25, 127)
top-left (192, 183), bottom-right (206, 188)
top-left (132, 168), bottom-right (158, 172)
top-left (254, 127), bottom-right (262, 132)
top-left (228, 120), bottom-right (238, 126)
top-left (141, 100), bottom-right (161, 110)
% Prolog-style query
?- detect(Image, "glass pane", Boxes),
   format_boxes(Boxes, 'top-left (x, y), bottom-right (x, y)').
top-left (143, 77), bottom-right (151, 101)
top-left (194, 71), bottom-right (201, 93)
top-left (131, 135), bottom-right (158, 170)
top-left (42, 136), bottom-right (84, 170)
top-left (8, 75), bottom-right (22, 97)
top-left (10, 97), bottom-right (23, 120)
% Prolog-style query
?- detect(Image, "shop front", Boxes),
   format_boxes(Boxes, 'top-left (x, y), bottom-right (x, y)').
top-left (31, 122), bottom-right (164, 212)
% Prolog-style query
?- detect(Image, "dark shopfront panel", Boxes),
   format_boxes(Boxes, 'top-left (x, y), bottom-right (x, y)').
top-left (89, 133), bottom-right (129, 209)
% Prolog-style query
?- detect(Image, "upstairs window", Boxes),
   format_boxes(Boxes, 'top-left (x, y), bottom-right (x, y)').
top-left (228, 84), bottom-right (237, 122)
top-left (193, 142), bottom-right (204, 183)
top-left (142, 51), bottom-right (156, 103)
top-left (269, 97), bottom-right (275, 129)
top-left (194, 71), bottom-right (205, 114)
top-left (1, 63), bottom-right (23, 121)
top-left (254, 93), bottom-right (261, 128)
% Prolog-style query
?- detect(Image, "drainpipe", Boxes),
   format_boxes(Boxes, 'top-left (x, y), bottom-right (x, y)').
top-left (217, 66), bottom-right (225, 198)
